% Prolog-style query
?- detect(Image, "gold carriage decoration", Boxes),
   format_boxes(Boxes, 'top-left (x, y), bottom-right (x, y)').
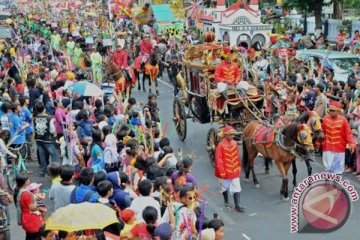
top-left (173, 37), bottom-right (264, 166)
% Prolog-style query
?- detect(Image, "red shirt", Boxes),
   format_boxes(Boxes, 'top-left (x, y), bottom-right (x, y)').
top-left (140, 40), bottom-right (154, 55)
top-left (214, 61), bottom-right (240, 85)
top-left (20, 191), bottom-right (43, 233)
top-left (322, 114), bottom-right (355, 152)
top-left (215, 138), bottom-right (241, 179)
top-left (130, 223), bottom-right (159, 239)
top-left (113, 50), bottom-right (128, 68)
top-left (16, 84), bottom-right (25, 93)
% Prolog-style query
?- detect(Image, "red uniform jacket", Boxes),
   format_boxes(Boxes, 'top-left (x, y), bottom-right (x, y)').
top-left (322, 114), bottom-right (355, 152)
top-left (140, 40), bottom-right (154, 55)
top-left (113, 50), bottom-right (128, 68)
top-left (214, 61), bottom-right (240, 85)
top-left (215, 138), bottom-right (241, 179)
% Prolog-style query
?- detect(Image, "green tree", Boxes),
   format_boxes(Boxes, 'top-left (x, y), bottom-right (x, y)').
top-left (283, 0), bottom-right (329, 30)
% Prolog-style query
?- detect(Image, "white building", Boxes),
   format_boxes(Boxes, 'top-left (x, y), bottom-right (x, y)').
top-left (199, 0), bottom-right (273, 48)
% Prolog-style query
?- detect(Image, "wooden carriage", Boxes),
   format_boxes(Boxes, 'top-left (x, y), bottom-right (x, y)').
top-left (173, 42), bottom-right (264, 166)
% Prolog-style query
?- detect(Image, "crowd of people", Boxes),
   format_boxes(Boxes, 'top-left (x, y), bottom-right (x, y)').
top-left (0, 0), bottom-right (357, 240)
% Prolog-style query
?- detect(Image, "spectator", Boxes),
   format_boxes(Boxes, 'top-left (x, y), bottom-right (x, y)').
top-left (122, 206), bottom-right (158, 239)
top-left (33, 102), bottom-right (59, 177)
top-left (208, 219), bottom-right (225, 240)
top-left (19, 96), bottom-right (33, 161)
top-left (106, 172), bottom-right (132, 210)
top-left (70, 168), bottom-right (100, 203)
top-left (171, 157), bottom-right (197, 188)
top-left (96, 180), bottom-right (124, 236)
top-left (9, 103), bottom-right (28, 157)
top-left (129, 179), bottom-right (161, 222)
top-left (15, 173), bottom-right (44, 240)
top-left (90, 129), bottom-right (105, 173)
top-left (49, 165), bottom-right (75, 210)
top-left (47, 163), bottom-right (61, 184)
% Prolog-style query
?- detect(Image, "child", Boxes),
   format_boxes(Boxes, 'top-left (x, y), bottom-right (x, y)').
top-left (0, 130), bottom-right (17, 190)
top-left (49, 164), bottom-right (75, 210)
top-left (103, 133), bottom-right (120, 173)
top-left (26, 182), bottom-right (47, 219)
top-left (96, 180), bottom-right (124, 236)
top-left (120, 208), bottom-right (137, 235)
top-left (119, 172), bottom-right (138, 201)
top-left (285, 93), bottom-right (298, 119)
top-left (47, 162), bottom-right (61, 184)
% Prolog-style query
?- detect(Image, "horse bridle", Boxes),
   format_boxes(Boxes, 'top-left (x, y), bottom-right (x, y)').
top-left (275, 127), bottom-right (314, 162)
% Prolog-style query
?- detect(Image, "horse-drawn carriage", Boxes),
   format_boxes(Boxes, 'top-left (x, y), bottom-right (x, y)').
top-left (173, 42), bottom-right (265, 166)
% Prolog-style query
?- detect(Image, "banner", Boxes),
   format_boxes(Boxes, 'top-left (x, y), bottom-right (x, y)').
top-left (48, 0), bottom-right (77, 16)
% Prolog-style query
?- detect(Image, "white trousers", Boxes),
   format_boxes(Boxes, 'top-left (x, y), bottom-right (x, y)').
top-left (322, 151), bottom-right (345, 174)
top-left (217, 82), bottom-right (245, 93)
top-left (219, 177), bottom-right (241, 194)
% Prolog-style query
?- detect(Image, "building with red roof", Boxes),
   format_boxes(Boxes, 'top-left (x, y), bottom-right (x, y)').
top-left (199, 0), bottom-right (272, 48)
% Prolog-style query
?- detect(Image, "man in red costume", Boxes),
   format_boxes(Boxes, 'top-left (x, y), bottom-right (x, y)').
top-left (322, 101), bottom-right (355, 174)
top-left (140, 34), bottom-right (154, 56)
top-left (214, 47), bottom-right (243, 99)
top-left (113, 40), bottom-right (128, 69)
top-left (215, 125), bottom-right (246, 212)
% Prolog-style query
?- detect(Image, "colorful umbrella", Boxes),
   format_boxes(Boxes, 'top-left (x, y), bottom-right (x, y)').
top-left (185, 0), bottom-right (203, 19)
top-left (45, 203), bottom-right (118, 232)
top-left (68, 81), bottom-right (104, 97)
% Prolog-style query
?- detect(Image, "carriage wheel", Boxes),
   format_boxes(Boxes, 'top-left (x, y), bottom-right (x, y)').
top-left (207, 128), bottom-right (218, 167)
top-left (173, 97), bottom-right (187, 141)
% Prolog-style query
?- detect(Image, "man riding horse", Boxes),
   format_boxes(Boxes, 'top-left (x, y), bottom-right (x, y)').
top-left (139, 34), bottom-right (154, 66)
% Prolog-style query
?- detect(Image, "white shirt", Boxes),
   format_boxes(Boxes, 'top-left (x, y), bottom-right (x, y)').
top-left (161, 202), bottom-right (197, 239)
top-left (129, 196), bottom-right (161, 222)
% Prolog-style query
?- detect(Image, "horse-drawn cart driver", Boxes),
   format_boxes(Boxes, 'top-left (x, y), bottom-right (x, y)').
top-left (214, 47), bottom-right (243, 99)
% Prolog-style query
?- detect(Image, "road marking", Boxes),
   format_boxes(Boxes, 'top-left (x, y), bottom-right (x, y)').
top-left (242, 233), bottom-right (251, 240)
top-left (203, 193), bottom-right (236, 226)
top-left (158, 78), bottom-right (174, 89)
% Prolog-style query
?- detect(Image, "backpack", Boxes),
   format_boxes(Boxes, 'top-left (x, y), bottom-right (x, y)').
top-left (103, 148), bottom-right (116, 165)
top-left (70, 187), bottom-right (95, 204)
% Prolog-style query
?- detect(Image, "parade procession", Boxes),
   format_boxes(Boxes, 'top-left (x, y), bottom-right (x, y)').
top-left (0, 0), bottom-right (359, 239)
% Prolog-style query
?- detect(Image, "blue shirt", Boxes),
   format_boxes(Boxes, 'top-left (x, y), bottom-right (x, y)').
top-left (9, 113), bottom-right (26, 144)
top-left (301, 89), bottom-right (317, 111)
top-left (70, 185), bottom-right (100, 203)
top-left (21, 107), bottom-right (33, 135)
top-left (77, 120), bottom-right (93, 139)
top-left (91, 144), bottom-right (104, 172)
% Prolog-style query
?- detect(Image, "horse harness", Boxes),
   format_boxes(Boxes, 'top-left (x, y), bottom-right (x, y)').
top-left (248, 123), bottom-right (311, 161)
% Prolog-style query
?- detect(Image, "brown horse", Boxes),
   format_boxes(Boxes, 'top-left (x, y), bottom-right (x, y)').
top-left (103, 59), bottom-right (136, 97)
top-left (264, 110), bottom-right (323, 187)
top-left (242, 121), bottom-right (314, 201)
top-left (134, 53), bottom-right (160, 94)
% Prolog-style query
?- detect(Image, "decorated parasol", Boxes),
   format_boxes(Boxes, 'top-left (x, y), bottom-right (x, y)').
top-left (184, 0), bottom-right (203, 20)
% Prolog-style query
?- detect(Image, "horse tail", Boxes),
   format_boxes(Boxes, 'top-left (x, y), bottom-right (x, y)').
top-left (242, 140), bottom-right (249, 173)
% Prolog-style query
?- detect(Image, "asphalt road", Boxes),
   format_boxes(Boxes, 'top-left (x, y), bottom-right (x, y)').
top-left (9, 73), bottom-right (360, 239)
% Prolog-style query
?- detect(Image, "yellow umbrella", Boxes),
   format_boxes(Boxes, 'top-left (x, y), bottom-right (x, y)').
top-left (5, 18), bottom-right (13, 25)
top-left (45, 203), bottom-right (118, 232)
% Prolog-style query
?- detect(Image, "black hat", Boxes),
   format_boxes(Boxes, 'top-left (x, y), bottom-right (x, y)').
top-left (316, 83), bottom-right (325, 92)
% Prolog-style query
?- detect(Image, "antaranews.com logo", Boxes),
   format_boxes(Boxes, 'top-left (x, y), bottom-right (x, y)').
top-left (290, 172), bottom-right (359, 233)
